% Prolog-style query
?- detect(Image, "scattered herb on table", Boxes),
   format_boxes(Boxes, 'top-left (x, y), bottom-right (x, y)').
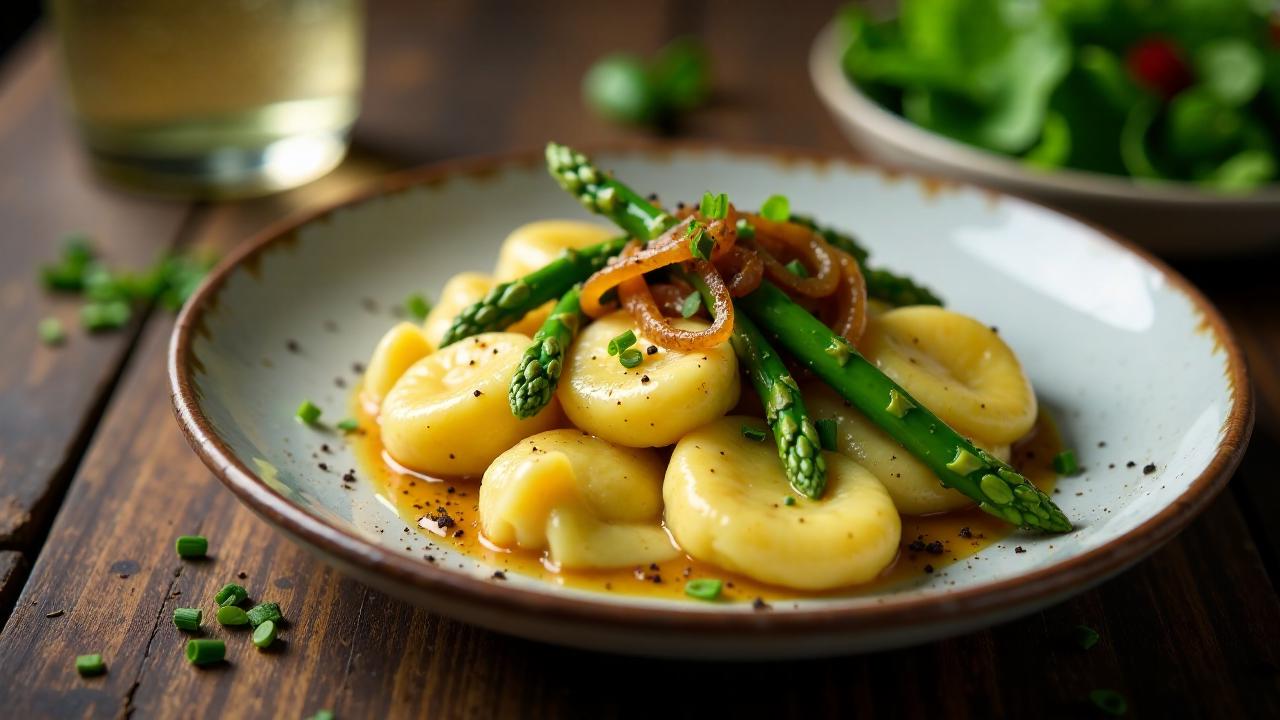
top-left (583, 38), bottom-right (710, 129)
top-left (173, 608), bottom-right (202, 632)
top-left (38, 235), bottom-right (217, 342)
top-left (838, 1), bottom-right (1280, 190)
top-left (185, 639), bottom-right (225, 666)
top-left (38, 317), bottom-right (65, 345)
top-left (215, 583), bottom-right (248, 607)
top-left (1073, 624), bottom-right (1100, 650)
top-left (1089, 689), bottom-right (1128, 716)
top-left (252, 619), bottom-right (278, 649)
top-left (246, 602), bottom-right (283, 627)
top-left (216, 606), bottom-right (250, 627)
top-left (75, 653), bottom-right (106, 677)
top-left (175, 535), bottom-right (208, 559)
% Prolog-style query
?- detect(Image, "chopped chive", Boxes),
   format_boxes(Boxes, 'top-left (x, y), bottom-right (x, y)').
top-left (684, 578), bottom-right (723, 601)
top-left (618, 348), bottom-right (644, 369)
top-left (699, 191), bottom-right (728, 219)
top-left (815, 418), bottom-right (838, 451)
top-left (306, 710), bottom-right (335, 720)
top-left (38, 317), bottom-right (65, 345)
top-left (1072, 624), bottom-right (1100, 650)
top-left (607, 329), bottom-right (637, 356)
top-left (784, 259), bottom-right (809, 278)
top-left (246, 601), bottom-right (283, 627)
top-left (296, 400), bottom-right (322, 425)
top-left (688, 226), bottom-right (714, 260)
top-left (252, 619), bottom-right (278, 649)
top-left (741, 425), bottom-right (767, 442)
top-left (760, 194), bottom-right (790, 222)
top-left (784, 495), bottom-right (797, 506)
top-left (214, 583), bottom-right (248, 607)
top-left (185, 638), bottom-right (225, 666)
top-left (80, 299), bottom-right (131, 331)
top-left (75, 653), bottom-right (106, 677)
top-left (735, 217), bottom-right (756, 240)
top-left (1088, 689), bottom-right (1127, 716)
top-left (679, 292), bottom-right (702, 318)
top-left (336, 418), bottom-right (360, 433)
top-left (175, 535), bottom-right (207, 559)
top-left (405, 293), bottom-right (431, 321)
top-left (173, 608), bottom-right (202, 632)
top-left (216, 606), bottom-right (250, 626)
top-left (1052, 449), bottom-right (1080, 476)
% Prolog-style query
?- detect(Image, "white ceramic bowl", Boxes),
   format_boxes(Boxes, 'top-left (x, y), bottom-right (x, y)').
top-left (170, 144), bottom-right (1251, 658)
top-left (810, 19), bottom-right (1280, 258)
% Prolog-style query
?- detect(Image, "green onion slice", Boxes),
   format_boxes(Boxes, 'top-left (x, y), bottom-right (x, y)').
top-left (1052, 449), bottom-right (1080, 476)
top-left (246, 602), bottom-right (283, 627)
top-left (296, 400), bottom-right (322, 425)
top-left (607, 329), bottom-right (637, 356)
top-left (185, 639), bottom-right (225, 666)
top-left (684, 578), bottom-right (723, 601)
top-left (760, 194), bottom-right (790, 222)
top-left (216, 606), bottom-right (250, 626)
top-left (618, 348), bottom-right (644, 369)
top-left (173, 608), bottom-right (202, 632)
top-left (252, 619), bottom-right (278, 649)
top-left (214, 583), bottom-right (248, 607)
top-left (75, 653), bottom-right (106, 677)
top-left (175, 535), bottom-right (208, 559)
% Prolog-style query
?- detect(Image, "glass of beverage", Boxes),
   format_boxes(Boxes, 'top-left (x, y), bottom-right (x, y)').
top-left (48, 0), bottom-right (364, 198)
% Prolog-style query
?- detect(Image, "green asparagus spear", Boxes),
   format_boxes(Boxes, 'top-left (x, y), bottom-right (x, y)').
top-left (545, 143), bottom-right (675, 242)
top-left (738, 280), bottom-right (1071, 532)
top-left (509, 287), bottom-right (583, 418)
top-left (547, 143), bottom-right (829, 495)
top-left (789, 214), bottom-right (944, 307)
top-left (680, 270), bottom-right (827, 498)
top-left (439, 236), bottom-right (627, 347)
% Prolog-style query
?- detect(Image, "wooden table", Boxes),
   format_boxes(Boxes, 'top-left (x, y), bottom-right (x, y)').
top-left (2, 2), bottom-right (1278, 717)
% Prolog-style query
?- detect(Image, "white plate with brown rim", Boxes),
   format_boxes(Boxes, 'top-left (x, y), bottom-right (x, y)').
top-left (169, 142), bottom-right (1252, 659)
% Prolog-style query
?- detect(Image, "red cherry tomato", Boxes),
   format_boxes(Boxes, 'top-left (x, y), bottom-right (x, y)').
top-left (1127, 37), bottom-right (1193, 99)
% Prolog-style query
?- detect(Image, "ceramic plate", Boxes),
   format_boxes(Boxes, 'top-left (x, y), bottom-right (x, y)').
top-left (170, 144), bottom-right (1251, 659)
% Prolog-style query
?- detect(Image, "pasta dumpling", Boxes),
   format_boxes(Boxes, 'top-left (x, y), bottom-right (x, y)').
top-left (664, 416), bottom-right (901, 590)
top-left (557, 310), bottom-right (740, 447)
top-left (480, 430), bottom-right (677, 568)
top-left (422, 272), bottom-right (544, 349)
top-left (861, 306), bottom-right (1037, 445)
top-left (362, 322), bottom-right (432, 410)
top-left (380, 332), bottom-right (560, 477)
top-left (493, 220), bottom-right (616, 281)
top-left (803, 382), bottom-right (1011, 515)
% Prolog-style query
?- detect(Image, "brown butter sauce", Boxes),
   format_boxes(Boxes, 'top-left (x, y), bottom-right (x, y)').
top-left (353, 397), bottom-right (1061, 604)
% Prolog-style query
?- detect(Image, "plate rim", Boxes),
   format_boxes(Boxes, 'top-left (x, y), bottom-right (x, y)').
top-left (168, 140), bottom-right (1253, 638)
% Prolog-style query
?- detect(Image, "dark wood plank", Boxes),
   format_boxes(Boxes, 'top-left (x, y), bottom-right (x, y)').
top-left (0, 33), bottom-right (194, 549)
top-left (0, 550), bottom-right (27, 621)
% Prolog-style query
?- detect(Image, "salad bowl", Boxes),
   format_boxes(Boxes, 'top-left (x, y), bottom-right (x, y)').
top-left (170, 143), bottom-right (1251, 658)
top-left (810, 19), bottom-right (1280, 258)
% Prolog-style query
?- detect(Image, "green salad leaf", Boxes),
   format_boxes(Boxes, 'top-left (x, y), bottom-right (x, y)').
top-left (838, 0), bottom-right (1280, 190)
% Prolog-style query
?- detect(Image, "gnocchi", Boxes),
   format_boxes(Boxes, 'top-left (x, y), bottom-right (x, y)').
top-left (557, 310), bottom-right (740, 447)
top-left (664, 416), bottom-right (901, 590)
top-left (860, 306), bottom-right (1037, 445)
top-left (480, 430), bottom-right (678, 568)
top-left (380, 332), bottom-right (560, 477)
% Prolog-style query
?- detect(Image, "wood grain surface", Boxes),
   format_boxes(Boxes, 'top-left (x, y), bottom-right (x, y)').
top-left (1, 1), bottom-right (1278, 718)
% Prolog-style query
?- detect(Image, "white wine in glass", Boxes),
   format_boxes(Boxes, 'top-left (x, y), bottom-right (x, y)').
top-left (49, 0), bottom-right (364, 198)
